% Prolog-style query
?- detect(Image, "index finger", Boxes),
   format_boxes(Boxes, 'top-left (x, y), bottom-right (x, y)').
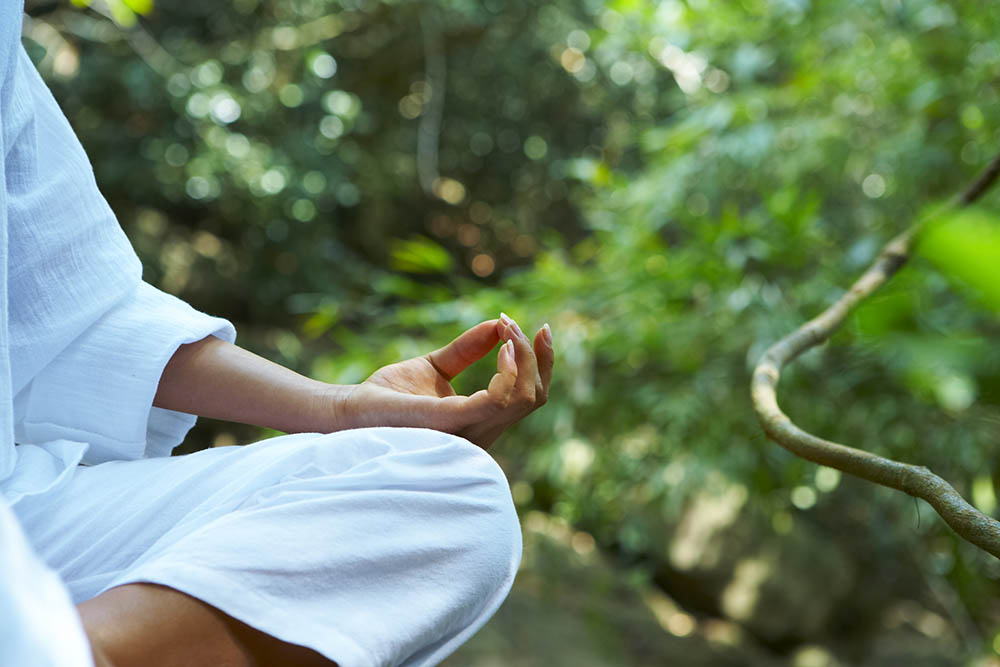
top-left (499, 316), bottom-right (538, 408)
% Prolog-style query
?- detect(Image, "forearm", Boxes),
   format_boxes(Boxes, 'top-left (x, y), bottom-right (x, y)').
top-left (153, 335), bottom-right (347, 433)
top-left (151, 315), bottom-right (552, 449)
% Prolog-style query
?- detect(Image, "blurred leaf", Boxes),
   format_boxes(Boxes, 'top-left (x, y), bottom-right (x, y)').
top-left (121, 0), bottom-right (153, 15)
top-left (972, 475), bottom-right (997, 515)
top-left (851, 289), bottom-right (915, 337)
top-left (302, 306), bottom-right (340, 340)
top-left (919, 207), bottom-right (1000, 313)
top-left (106, 0), bottom-right (138, 27)
top-left (389, 236), bottom-right (454, 274)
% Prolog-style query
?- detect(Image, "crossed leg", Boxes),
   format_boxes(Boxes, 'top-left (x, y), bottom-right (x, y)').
top-left (15, 428), bottom-right (520, 666)
top-left (79, 583), bottom-right (334, 667)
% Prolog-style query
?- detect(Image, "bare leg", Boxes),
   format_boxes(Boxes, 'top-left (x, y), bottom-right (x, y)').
top-left (77, 583), bottom-right (335, 667)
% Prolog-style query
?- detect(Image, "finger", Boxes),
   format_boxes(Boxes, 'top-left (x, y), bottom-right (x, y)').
top-left (490, 338), bottom-right (518, 404)
top-left (462, 339), bottom-right (517, 418)
top-left (427, 320), bottom-right (501, 380)
top-left (533, 323), bottom-right (553, 406)
top-left (499, 316), bottom-right (537, 409)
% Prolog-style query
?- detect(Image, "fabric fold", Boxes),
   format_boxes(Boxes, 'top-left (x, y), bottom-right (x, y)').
top-left (15, 282), bottom-right (235, 463)
top-left (3, 440), bottom-right (88, 507)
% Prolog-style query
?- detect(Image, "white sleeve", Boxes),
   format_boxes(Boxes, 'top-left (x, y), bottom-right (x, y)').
top-left (14, 283), bottom-right (236, 464)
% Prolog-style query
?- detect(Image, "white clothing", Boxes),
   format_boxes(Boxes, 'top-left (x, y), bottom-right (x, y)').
top-left (0, 4), bottom-right (521, 665)
top-left (14, 427), bottom-right (522, 667)
top-left (0, 499), bottom-right (92, 667)
top-left (2, 9), bottom-right (234, 495)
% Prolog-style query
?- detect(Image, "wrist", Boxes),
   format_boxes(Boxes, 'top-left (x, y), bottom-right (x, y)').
top-left (308, 382), bottom-right (358, 433)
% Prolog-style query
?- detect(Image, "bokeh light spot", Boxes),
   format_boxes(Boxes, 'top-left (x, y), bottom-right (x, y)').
top-left (279, 83), bottom-right (305, 107)
top-left (560, 47), bottom-right (585, 74)
top-left (310, 52), bottom-right (338, 79)
top-left (815, 467), bottom-right (841, 493)
top-left (260, 169), bottom-right (287, 195)
top-left (185, 176), bottom-right (217, 200)
top-left (666, 612), bottom-right (696, 637)
top-left (398, 95), bottom-right (423, 119)
top-left (319, 115), bottom-right (345, 139)
top-left (186, 92), bottom-right (211, 118)
top-left (471, 253), bottom-right (495, 277)
top-left (302, 171), bottom-right (326, 194)
top-left (164, 143), bottom-right (189, 167)
top-left (225, 133), bottom-right (251, 158)
top-left (862, 173), bottom-right (886, 198)
top-left (791, 486), bottom-right (818, 510)
top-left (191, 60), bottom-right (223, 88)
top-left (210, 95), bottom-right (241, 124)
top-left (609, 61), bottom-right (634, 85)
top-left (433, 177), bottom-right (467, 205)
top-left (457, 224), bottom-right (480, 247)
top-left (323, 90), bottom-right (360, 117)
top-left (523, 135), bottom-right (548, 160)
top-left (566, 29), bottom-right (591, 51)
top-left (291, 198), bottom-right (317, 222)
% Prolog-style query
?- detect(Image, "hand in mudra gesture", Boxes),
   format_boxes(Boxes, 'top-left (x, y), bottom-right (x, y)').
top-left (342, 314), bottom-right (553, 449)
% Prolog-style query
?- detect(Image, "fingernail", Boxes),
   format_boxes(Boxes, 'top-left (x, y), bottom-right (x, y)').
top-left (506, 339), bottom-right (515, 355)
top-left (543, 323), bottom-right (552, 345)
top-left (499, 312), bottom-right (523, 338)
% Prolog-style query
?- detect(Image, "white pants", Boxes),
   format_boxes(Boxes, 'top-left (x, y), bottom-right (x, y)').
top-left (3, 427), bottom-right (522, 667)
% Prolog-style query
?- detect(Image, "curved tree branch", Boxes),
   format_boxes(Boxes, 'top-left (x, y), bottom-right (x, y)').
top-left (751, 151), bottom-right (1000, 558)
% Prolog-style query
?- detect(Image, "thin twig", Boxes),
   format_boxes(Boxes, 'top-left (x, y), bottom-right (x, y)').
top-left (751, 151), bottom-right (1000, 558)
top-left (417, 7), bottom-right (446, 197)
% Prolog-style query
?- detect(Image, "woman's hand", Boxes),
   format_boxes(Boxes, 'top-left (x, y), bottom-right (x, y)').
top-left (339, 314), bottom-right (553, 449)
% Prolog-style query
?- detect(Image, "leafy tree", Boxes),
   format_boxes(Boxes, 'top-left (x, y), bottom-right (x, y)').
top-left (25, 0), bottom-right (1000, 662)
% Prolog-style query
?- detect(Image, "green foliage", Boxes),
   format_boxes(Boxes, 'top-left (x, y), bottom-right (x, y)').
top-left (24, 0), bottom-right (1000, 661)
top-left (920, 207), bottom-right (1000, 313)
top-left (389, 236), bottom-right (454, 274)
top-left (70, 0), bottom-right (153, 26)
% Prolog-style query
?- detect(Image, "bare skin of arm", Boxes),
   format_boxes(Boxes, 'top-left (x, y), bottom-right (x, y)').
top-left (152, 315), bottom-right (552, 449)
top-left (81, 314), bottom-right (553, 667)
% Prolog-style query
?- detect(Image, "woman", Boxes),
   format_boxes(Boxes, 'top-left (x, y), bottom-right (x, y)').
top-left (0, 3), bottom-right (553, 665)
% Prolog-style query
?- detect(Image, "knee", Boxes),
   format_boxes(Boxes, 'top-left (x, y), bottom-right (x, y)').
top-left (276, 427), bottom-right (524, 590)
top-left (355, 429), bottom-right (523, 596)
top-left (436, 435), bottom-right (523, 599)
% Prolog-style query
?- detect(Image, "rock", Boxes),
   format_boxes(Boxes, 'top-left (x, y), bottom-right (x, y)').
top-left (658, 476), bottom-right (856, 644)
top-left (442, 511), bottom-right (781, 667)
top-left (855, 600), bottom-right (965, 667)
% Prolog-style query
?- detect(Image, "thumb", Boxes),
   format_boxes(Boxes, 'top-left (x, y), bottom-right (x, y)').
top-left (427, 319), bottom-right (501, 380)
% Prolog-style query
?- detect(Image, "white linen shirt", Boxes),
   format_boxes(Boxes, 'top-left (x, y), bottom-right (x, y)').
top-left (1, 6), bottom-right (234, 664)
top-left (0, 10), bottom-right (235, 501)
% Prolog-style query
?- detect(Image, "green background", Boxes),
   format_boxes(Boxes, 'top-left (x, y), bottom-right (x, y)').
top-left (23, 0), bottom-right (1000, 664)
